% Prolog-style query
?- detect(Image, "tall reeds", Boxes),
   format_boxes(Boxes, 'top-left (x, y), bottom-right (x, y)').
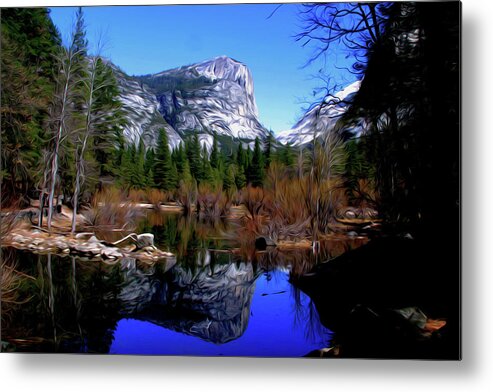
top-left (81, 186), bottom-right (142, 231)
top-left (197, 184), bottom-right (232, 221)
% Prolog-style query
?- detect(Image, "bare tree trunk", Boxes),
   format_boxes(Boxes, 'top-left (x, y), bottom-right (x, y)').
top-left (71, 58), bottom-right (97, 234)
top-left (47, 65), bottom-right (72, 231)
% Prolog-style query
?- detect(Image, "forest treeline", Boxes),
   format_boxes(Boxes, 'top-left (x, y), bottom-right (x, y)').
top-left (1, 3), bottom-right (459, 241)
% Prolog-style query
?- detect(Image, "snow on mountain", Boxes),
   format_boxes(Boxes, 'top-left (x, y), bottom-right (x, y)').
top-left (113, 65), bottom-right (183, 149)
top-left (141, 56), bottom-right (268, 142)
top-left (276, 81), bottom-right (362, 146)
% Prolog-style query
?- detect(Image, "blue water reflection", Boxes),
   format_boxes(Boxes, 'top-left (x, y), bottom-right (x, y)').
top-left (111, 270), bottom-right (332, 356)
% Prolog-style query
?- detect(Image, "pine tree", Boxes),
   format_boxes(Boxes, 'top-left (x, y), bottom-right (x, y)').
top-left (236, 143), bottom-right (245, 169)
top-left (170, 162), bottom-right (179, 189)
top-left (223, 165), bottom-right (236, 192)
top-left (186, 133), bottom-right (202, 180)
top-left (144, 147), bottom-right (155, 188)
top-left (280, 143), bottom-right (295, 167)
top-left (119, 146), bottom-right (133, 188)
top-left (264, 131), bottom-right (274, 169)
top-left (250, 137), bottom-right (265, 187)
top-left (174, 143), bottom-right (186, 175)
top-left (210, 135), bottom-right (220, 169)
top-left (154, 128), bottom-right (173, 190)
top-left (1, 8), bottom-right (61, 203)
top-left (200, 144), bottom-right (213, 184)
top-left (133, 138), bottom-right (146, 188)
top-left (181, 158), bottom-right (193, 185)
top-left (235, 164), bottom-right (247, 189)
top-left (92, 60), bottom-right (127, 179)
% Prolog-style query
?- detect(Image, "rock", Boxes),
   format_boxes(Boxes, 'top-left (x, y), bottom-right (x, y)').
top-left (89, 247), bottom-right (102, 255)
top-left (400, 233), bottom-right (414, 240)
top-left (136, 233), bottom-right (154, 249)
top-left (55, 241), bottom-right (69, 250)
top-left (12, 235), bottom-right (26, 244)
top-left (101, 248), bottom-right (123, 259)
top-left (254, 236), bottom-right (276, 250)
top-left (345, 210), bottom-right (357, 219)
top-left (32, 239), bottom-right (43, 246)
top-left (140, 246), bottom-right (157, 253)
top-left (75, 232), bottom-right (94, 239)
top-left (88, 236), bottom-right (99, 243)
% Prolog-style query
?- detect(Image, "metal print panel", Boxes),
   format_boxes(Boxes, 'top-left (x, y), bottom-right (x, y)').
top-left (0, 1), bottom-right (461, 359)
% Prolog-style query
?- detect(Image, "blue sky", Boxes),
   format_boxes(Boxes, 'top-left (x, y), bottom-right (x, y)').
top-left (49, 4), bottom-right (357, 133)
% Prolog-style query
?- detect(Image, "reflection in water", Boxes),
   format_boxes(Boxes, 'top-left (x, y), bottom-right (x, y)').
top-left (1, 212), bottom-right (364, 355)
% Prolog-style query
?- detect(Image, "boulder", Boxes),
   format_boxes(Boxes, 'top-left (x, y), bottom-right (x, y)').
top-left (12, 235), bottom-right (26, 244)
top-left (101, 247), bottom-right (123, 259)
top-left (345, 210), bottom-right (357, 219)
top-left (254, 236), bottom-right (276, 250)
top-left (88, 235), bottom-right (99, 243)
top-left (136, 233), bottom-right (154, 249)
top-left (75, 232), bottom-right (94, 239)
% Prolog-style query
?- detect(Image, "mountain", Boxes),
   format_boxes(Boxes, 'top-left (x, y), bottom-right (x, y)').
top-left (112, 65), bottom-right (183, 149)
top-left (276, 81), bottom-right (362, 146)
top-left (115, 56), bottom-right (269, 150)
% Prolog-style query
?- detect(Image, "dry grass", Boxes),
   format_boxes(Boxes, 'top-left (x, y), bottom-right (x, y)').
top-left (240, 186), bottom-right (265, 220)
top-left (0, 199), bottom-right (22, 239)
top-left (238, 164), bottom-right (353, 243)
top-left (81, 186), bottom-right (142, 231)
top-left (127, 189), bottom-right (147, 203)
top-left (1, 248), bottom-right (34, 322)
top-left (262, 169), bottom-right (311, 242)
top-left (196, 184), bottom-right (232, 221)
top-left (176, 181), bottom-right (197, 215)
top-left (145, 188), bottom-right (169, 210)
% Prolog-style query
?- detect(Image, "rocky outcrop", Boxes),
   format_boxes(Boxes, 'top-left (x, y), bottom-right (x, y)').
top-left (113, 65), bottom-right (183, 149)
top-left (277, 81), bottom-right (363, 146)
top-left (114, 56), bottom-right (269, 151)
top-left (151, 56), bottom-right (267, 141)
top-left (5, 230), bottom-right (175, 263)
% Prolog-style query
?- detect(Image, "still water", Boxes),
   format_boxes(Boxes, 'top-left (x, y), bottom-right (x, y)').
top-left (1, 212), bottom-right (364, 356)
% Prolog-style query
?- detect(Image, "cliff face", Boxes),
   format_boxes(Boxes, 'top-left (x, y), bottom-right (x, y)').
top-left (113, 65), bottom-right (183, 149)
top-left (115, 56), bottom-right (268, 150)
top-left (276, 81), bottom-right (362, 146)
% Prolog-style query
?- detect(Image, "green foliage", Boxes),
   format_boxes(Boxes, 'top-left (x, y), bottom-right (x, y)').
top-left (210, 136), bottom-right (220, 169)
top-left (0, 8), bottom-right (61, 203)
top-left (144, 148), bottom-right (156, 188)
top-left (185, 133), bottom-right (202, 180)
top-left (264, 131), bottom-right (275, 169)
top-left (249, 137), bottom-right (265, 187)
top-left (223, 165), bottom-right (236, 193)
top-left (154, 128), bottom-right (174, 191)
top-left (235, 164), bottom-right (247, 189)
top-left (278, 143), bottom-right (295, 168)
top-left (91, 58), bottom-right (127, 179)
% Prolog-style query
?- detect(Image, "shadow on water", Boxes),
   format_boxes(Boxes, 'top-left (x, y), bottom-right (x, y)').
top-left (1, 211), bottom-right (367, 356)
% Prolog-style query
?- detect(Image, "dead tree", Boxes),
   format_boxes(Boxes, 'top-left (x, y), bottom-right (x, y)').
top-left (45, 10), bottom-right (86, 231)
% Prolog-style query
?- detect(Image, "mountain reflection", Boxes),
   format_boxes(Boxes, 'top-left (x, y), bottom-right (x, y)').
top-left (1, 213), bottom-right (363, 355)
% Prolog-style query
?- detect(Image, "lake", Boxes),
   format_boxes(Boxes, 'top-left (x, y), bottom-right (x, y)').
top-left (1, 211), bottom-right (366, 356)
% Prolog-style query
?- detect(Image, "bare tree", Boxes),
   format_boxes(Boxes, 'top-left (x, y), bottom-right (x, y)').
top-left (45, 9), bottom-right (86, 231)
top-left (296, 2), bottom-right (389, 71)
